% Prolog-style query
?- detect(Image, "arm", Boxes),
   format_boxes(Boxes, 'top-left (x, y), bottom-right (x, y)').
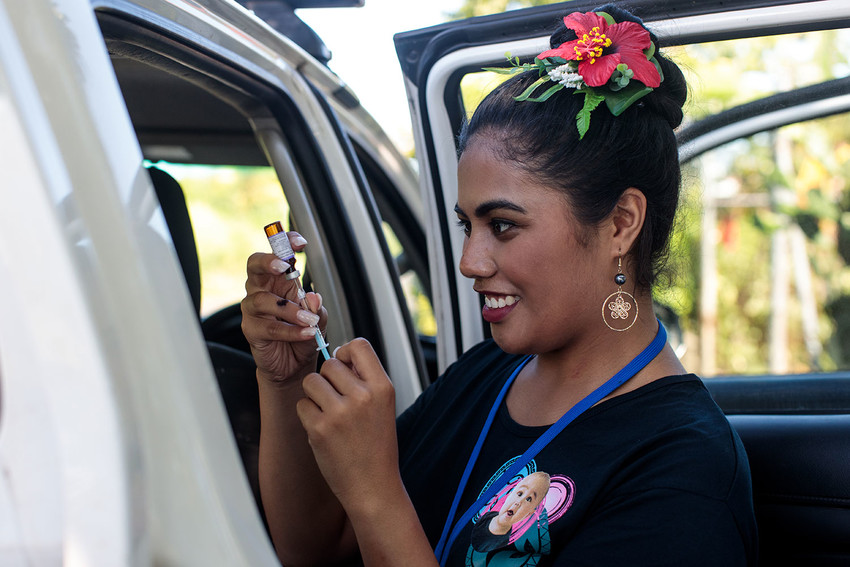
top-left (241, 244), bottom-right (357, 565)
top-left (297, 338), bottom-right (439, 567)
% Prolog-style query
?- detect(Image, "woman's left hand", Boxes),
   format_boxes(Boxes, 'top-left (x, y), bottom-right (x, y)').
top-left (296, 338), bottom-right (400, 514)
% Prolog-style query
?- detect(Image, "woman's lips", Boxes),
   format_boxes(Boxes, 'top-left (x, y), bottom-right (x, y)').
top-left (481, 294), bottom-right (520, 323)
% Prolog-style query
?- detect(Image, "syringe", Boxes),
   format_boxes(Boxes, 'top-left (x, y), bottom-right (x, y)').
top-left (264, 221), bottom-right (331, 360)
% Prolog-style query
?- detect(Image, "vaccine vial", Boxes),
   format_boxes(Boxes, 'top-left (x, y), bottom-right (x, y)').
top-left (264, 221), bottom-right (300, 280)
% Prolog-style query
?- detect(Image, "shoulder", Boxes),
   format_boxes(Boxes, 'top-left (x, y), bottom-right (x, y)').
top-left (598, 374), bottom-right (749, 498)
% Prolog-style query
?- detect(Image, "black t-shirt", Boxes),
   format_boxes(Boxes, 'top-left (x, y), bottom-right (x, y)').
top-left (397, 340), bottom-right (758, 566)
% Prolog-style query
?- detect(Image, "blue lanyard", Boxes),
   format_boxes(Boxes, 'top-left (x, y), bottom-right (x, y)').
top-left (434, 322), bottom-right (667, 565)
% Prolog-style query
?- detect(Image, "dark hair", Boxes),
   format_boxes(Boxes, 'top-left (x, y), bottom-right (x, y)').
top-left (457, 5), bottom-right (687, 289)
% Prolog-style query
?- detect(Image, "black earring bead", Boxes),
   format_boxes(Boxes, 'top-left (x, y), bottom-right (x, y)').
top-left (615, 273), bottom-right (627, 285)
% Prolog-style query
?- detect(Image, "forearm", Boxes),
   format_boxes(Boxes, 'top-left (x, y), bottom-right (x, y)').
top-left (257, 372), bottom-right (357, 565)
top-left (346, 477), bottom-right (438, 567)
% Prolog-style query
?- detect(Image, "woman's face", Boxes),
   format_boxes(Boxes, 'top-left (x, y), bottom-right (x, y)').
top-left (456, 139), bottom-right (608, 354)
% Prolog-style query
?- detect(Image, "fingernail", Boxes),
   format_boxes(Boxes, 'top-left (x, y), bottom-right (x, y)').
top-left (332, 346), bottom-right (341, 358)
top-left (271, 259), bottom-right (287, 273)
top-left (291, 234), bottom-right (308, 247)
top-left (301, 326), bottom-right (319, 338)
top-left (297, 310), bottom-right (320, 327)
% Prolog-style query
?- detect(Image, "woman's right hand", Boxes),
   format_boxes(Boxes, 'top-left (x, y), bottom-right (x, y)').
top-left (241, 233), bottom-right (328, 384)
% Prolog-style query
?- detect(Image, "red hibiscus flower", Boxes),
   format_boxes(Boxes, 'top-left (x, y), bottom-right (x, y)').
top-left (537, 11), bottom-right (660, 89)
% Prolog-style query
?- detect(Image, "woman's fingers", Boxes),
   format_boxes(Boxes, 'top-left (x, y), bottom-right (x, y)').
top-left (288, 231), bottom-right (308, 252)
top-left (246, 252), bottom-right (289, 278)
top-left (300, 340), bottom-right (393, 414)
top-left (303, 291), bottom-right (323, 314)
top-left (242, 292), bottom-right (322, 341)
top-left (332, 338), bottom-right (390, 388)
top-left (299, 339), bottom-right (395, 420)
top-left (244, 314), bottom-right (322, 344)
top-left (300, 371), bottom-right (343, 412)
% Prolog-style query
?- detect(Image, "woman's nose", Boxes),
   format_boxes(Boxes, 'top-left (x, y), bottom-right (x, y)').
top-left (459, 233), bottom-right (496, 280)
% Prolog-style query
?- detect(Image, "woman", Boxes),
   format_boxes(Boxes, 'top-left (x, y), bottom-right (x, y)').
top-left (241, 5), bottom-right (758, 566)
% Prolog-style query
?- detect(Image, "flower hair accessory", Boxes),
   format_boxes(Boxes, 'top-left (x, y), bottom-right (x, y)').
top-left (484, 11), bottom-right (664, 139)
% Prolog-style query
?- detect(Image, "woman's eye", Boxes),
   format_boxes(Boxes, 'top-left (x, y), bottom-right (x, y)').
top-left (491, 220), bottom-right (514, 235)
top-left (456, 219), bottom-right (471, 236)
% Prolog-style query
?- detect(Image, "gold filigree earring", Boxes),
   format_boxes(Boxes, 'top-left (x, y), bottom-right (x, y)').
top-left (602, 255), bottom-right (638, 332)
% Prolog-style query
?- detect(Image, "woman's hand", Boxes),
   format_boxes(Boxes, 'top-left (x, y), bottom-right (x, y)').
top-left (296, 338), bottom-right (400, 513)
top-left (241, 232), bottom-right (327, 384)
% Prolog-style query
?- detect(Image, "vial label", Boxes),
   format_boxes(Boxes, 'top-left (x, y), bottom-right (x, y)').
top-left (268, 232), bottom-right (296, 262)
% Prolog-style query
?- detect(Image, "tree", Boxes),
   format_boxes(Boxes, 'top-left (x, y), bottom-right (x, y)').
top-left (449, 0), bottom-right (565, 20)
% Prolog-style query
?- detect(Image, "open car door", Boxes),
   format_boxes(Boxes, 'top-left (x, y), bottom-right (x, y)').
top-left (396, 0), bottom-right (850, 564)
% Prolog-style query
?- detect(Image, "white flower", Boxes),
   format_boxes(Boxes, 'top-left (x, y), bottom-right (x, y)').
top-left (547, 64), bottom-right (584, 88)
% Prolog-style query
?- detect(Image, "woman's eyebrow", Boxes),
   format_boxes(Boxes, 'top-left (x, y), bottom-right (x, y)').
top-left (454, 200), bottom-right (527, 218)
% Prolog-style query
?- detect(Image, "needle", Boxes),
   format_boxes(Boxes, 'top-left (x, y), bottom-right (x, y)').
top-left (295, 281), bottom-right (331, 360)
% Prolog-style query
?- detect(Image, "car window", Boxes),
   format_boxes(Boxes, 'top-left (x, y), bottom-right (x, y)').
top-left (668, 111), bottom-right (850, 375)
top-left (455, 26), bottom-right (850, 377)
top-left (149, 163), bottom-right (295, 318)
top-left (382, 221), bottom-right (437, 336)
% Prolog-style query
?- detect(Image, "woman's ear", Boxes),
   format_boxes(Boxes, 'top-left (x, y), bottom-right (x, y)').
top-left (609, 188), bottom-right (646, 256)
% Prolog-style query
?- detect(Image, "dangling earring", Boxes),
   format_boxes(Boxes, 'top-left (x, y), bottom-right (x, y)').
top-left (602, 254), bottom-right (638, 332)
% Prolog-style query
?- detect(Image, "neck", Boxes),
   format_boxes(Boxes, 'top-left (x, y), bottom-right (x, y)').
top-left (507, 296), bottom-right (680, 426)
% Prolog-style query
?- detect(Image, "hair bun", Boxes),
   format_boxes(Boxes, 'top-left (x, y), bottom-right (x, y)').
top-left (644, 55), bottom-right (687, 129)
top-left (548, 4), bottom-right (688, 130)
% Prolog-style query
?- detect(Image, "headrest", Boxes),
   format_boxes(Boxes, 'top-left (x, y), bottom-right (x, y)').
top-left (147, 166), bottom-right (202, 315)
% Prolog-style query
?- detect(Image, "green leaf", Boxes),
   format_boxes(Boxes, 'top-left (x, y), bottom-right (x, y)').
top-left (524, 82), bottom-right (565, 102)
top-left (604, 58), bottom-right (664, 115)
top-left (482, 66), bottom-right (524, 75)
top-left (644, 42), bottom-right (656, 61)
top-left (603, 82), bottom-right (652, 116)
top-left (514, 77), bottom-right (550, 101)
top-left (575, 89), bottom-right (605, 139)
top-left (597, 11), bottom-right (615, 26)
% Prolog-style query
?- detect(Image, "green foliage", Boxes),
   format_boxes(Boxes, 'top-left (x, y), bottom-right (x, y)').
top-left (575, 88), bottom-right (604, 139)
top-left (448, 0), bottom-right (565, 20)
top-left (648, 30), bottom-right (850, 374)
top-left (382, 222), bottom-right (437, 336)
top-left (151, 163), bottom-right (291, 316)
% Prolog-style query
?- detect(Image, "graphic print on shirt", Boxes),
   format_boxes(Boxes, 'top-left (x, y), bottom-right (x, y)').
top-left (466, 457), bottom-right (574, 567)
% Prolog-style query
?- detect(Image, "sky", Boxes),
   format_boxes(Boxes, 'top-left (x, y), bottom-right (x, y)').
top-left (298, 0), bottom-right (464, 152)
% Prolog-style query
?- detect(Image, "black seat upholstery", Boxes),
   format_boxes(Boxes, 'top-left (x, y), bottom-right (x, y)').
top-left (728, 414), bottom-right (850, 566)
top-left (148, 166), bottom-right (202, 315)
top-left (148, 166), bottom-right (265, 526)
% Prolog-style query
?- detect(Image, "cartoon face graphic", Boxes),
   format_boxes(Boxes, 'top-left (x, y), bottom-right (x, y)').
top-left (468, 461), bottom-right (576, 564)
top-left (488, 472), bottom-right (550, 535)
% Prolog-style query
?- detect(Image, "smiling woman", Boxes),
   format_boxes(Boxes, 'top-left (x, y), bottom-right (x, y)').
top-left (244, 4), bottom-right (758, 566)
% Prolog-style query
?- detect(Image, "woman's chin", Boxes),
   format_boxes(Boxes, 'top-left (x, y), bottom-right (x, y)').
top-left (490, 330), bottom-right (533, 355)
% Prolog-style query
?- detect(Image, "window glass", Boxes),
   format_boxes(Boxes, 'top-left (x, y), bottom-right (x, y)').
top-left (672, 29), bottom-right (850, 120)
top-left (382, 222), bottom-right (437, 336)
top-left (150, 162), bottom-right (296, 317)
top-left (662, 113), bottom-right (850, 375)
